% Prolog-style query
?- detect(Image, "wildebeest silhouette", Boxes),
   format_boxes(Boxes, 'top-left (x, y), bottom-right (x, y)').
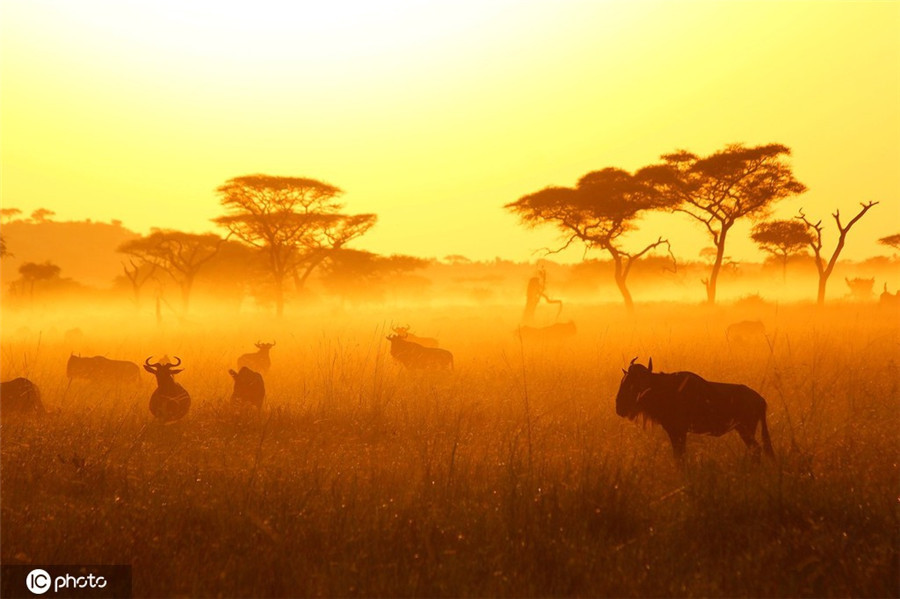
top-left (615, 357), bottom-right (773, 460)
top-left (1, 377), bottom-right (45, 417)
top-left (880, 284), bottom-right (900, 308)
top-left (386, 335), bottom-right (453, 370)
top-left (516, 321), bottom-right (577, 343)
top-left (391, 325), bottom-right (439, 348)
top-left (237, 342), bottom-right (275, 374)
top-left (67, 355), bottom-right (140, 386)
top-left (144, 357), bottom-right (191, 423)
top-left (228, 367), bottom-right (265, 410)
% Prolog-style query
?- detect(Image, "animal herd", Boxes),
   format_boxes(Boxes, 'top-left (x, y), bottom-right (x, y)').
top-left (8, 316), bottom-right (850, 463)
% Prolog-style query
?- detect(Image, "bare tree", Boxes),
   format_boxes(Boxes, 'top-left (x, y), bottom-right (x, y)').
top-left (796, 201), bottom-right (878, 305)
top-left (213, 174), bottom-right (377, 316)
top-left (121, 259), bottom-right (158, 309)
top-left (751, 219), bottom-right (814, 280)
top-left (641, 143), bottom-right (807, 304)
top-left (506, 167), bottom-right (673, 311)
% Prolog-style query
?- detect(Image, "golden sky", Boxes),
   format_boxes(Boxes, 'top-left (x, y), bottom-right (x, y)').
top-left (2, 1), bottom-right (898, 264)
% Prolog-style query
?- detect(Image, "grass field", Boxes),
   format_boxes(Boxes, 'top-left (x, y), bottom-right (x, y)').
top-left (1, 302), bottom-right (898, 597)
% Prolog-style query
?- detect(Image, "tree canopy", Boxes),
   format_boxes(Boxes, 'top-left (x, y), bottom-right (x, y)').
top-left (751, 219), bottom-right (813, 278)
top-left (506, 167), bottom-right (672, 310)
top-left (640, 143), bottom-right (807, 303)
top-left (213, 174), bottom-right (377, 316)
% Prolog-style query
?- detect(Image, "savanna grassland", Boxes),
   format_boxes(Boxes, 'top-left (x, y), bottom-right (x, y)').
top-left (1, 301), bottom-right (898, 598)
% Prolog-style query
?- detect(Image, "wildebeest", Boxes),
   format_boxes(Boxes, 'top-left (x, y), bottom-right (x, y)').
top-left (237, 342), bottom-right (275, 374)
top-left (228, 367), bottom-right (265, 410)
top-left (144, 356), bottom-right (191, 423)
top-left (615, 358), bottom-right (773, 460)
top-left (725, 320), bottom-right (766, 344)
top-left (1, 378), bottom-right (45, 416)
top-left (391, 325), bottom-right (439, 348)
top-left (516, 321), bottom-right (577, 343)
top-left (67, 355), bottom-right (140, 386)
top-left (386, 335), bottom-right (454, 370)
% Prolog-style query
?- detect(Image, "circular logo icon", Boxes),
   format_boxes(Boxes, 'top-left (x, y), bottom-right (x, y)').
top-left (26, 569), bottom-right (51, 595)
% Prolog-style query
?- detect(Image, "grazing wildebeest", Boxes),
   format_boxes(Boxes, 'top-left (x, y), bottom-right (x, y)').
top-left (228, 367), bottom-right (265, 410)
top-left (1, 378), bottom-right (45, 416)
top-left (67, 355), bottom-right (141, 386)
top-left (391, 325), bottom-right (439, 348)
top-left (725, 320), bottom-right (766, 344)
top-left (615, 358), bottom-right (773, 460)
top-left (386, 335), bottom-right (454, 370)
top-left (237, 342), bottom-right (275, 374)
top-left (144, 357), bottom-right (191, 423)
top-left (516, 321), bottom-right (577, 343)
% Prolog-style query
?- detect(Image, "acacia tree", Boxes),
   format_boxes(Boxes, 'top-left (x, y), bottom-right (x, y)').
top-left (506, 167), bottom-right (672, 311)
top-left (751, 219), bottom-right (813, 280)
top-left (640, 143), bottom-right (807, 304)
top-left (213, 175), bottom-right (377, 316)
top-left (118, 229), bottom-right (223, 312)
top-left (796, 201), bottom-right (878, 306)
top-left (878, 233), bottom-right (900, 252)
top-left (18, 261), bottom-right (61, 300)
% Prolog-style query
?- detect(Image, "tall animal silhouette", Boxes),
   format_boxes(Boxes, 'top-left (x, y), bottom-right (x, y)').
top-left (1, 378), bottom-right (44, 417)
top-left (144, 357), bottom-right (191, 423)
top-left (615, 358), bottom-right (773, 460)
top-left (391, 325), bottom-right (439, 348)
top-left (386, 335), bottom-right (453, 370)
top-left (237, 342), bottom-right (275, 374)
top-left (228, 367), bottom-right (265, 410)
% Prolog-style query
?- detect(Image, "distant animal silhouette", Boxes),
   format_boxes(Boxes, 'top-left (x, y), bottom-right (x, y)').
top-left (237, 342), bottom-right (275, 374)
top-left (66, 355), bottom-right (140, 386)
top-left (1, 377), bottom-right (44, 417)
top-left (391, 325), bottom-right (439, 348)
top-left (516, 321), bottom-right (577, 343)
top-left (726, 320), bottom-right (766, 344)
top-left (615, 358), bottom-right (773, 460)
top-left (228, 367), bottom-right (265, 410)
top-left (880, 284), bottom-right (900, 308)
top-left (144, 357), bottom-right (191, 423)
top-left (386, 335), bottom-right (453, 370)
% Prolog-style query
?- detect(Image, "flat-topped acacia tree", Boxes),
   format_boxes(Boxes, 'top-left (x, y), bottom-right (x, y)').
top-left (213, 174), bottom-right (376, 317)
top-left (640, 143), bottom-right (807, 304)
top-left (506, 167), bottom-right (672, 312)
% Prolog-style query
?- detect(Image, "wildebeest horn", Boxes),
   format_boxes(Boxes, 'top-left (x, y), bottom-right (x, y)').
top-left (145, 356), bottom-right (158, 367)
top-left (629, 357), bottom-right (638, 367)
top-left (171, 356), bottom-right (182, 367)
top-left (648, 357), bottom-right (653, 372)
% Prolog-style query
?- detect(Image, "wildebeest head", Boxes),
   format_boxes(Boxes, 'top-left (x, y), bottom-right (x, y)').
top-left (144, 356), bottom-right (183, 383)
top-left (615, 357), bottom-right (653, 419)
top-left (228, 366), bottom-right (265, 409)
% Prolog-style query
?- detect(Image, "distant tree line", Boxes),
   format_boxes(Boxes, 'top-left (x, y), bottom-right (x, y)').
top-left (507, 142), bottom-right (881, 308)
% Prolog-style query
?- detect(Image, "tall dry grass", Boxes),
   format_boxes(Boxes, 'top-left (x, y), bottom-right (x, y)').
top-left (1, 302), bottom-right (897, 597)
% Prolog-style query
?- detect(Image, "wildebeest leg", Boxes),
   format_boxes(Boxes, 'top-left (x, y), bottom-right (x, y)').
top-left (737, 423), bottom-right (763, 461)
top-left (666, 429), bottom-right (687, 460)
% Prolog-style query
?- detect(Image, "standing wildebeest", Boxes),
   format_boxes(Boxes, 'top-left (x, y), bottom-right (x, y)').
top-left (228, 367), bottom-right (265, 410)
top-left (386, 335), bottom-right (454, 370)
top-left (391, 325), bottom-right (439, 348)
top-left (726, 320), bottom-right (767, 344)
top-left (1, 378), bottom-right (45, 416)
top-left (880, 284), bottom-right (900, 308)
top-left (516, 321), bottom-right (577, 343)
top-left (144, 357), bottom-right (191, 423)
top-left (67, 355), bottom-right (141, 386)
top-left (615, 358), bottom-right (773, 460)
top-left (237, 342), bottom-right (275, 374)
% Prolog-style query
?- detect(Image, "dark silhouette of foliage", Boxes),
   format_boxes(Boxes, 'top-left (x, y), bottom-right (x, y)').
top-left (751, 219), bottom-right (813, 280)
top-left (0, 234), bottom-right (9, 258)
top-left (118, 229), bottom-right (223, 311)
top-left (506, 167), bottom-right (673, 311)
top-left (30, 208), bottom-right (55, 223)
top-left (878, 233), bottom-right (900, 251)
top-left (0, 208), bottom-right (21, 222)
top-left (213, 174), bottom-right (377, 316)
top-left (796, 201), bottom-right (878, 305)
top-left (320, 248), bottom-right (428, 303)
top-left (640, 143), bottom-right (807, 304)
top-left (17, 261), bottom-right (61, 299)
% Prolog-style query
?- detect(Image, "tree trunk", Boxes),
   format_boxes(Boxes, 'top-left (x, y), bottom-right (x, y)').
top-left (612, 254), bottom-right (634, 313)
top-left (706, 228), bottom-right (730, 305)
top-left (817, 274), bottom-right (828, 306)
